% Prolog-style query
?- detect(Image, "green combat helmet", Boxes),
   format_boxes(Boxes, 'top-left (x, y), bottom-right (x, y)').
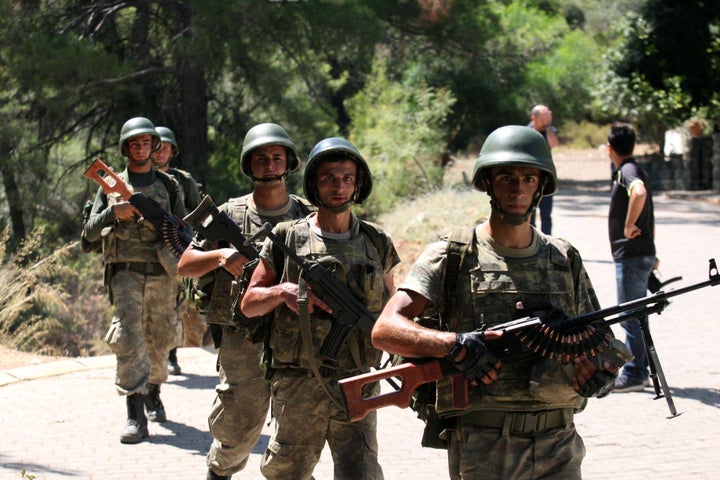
top-left (119, 117), bottom-right (161, 157)
top-left (155, 126), bottom-right (179, 157)
top-left (240, 123), bottom-right (299, 180)
top-left (304, 137), bottom-right (373, 211)
top-left (471, 125), bottom-right (557, 225)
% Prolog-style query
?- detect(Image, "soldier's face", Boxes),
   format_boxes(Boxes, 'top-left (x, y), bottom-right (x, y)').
top-left (488, 165), bottom-right (541, 216)
top-left (315, 159), bottom-right (357, 208)
top-left (126, 134), bottom-right (155, 164)
top-left (151, 143), bottom-right (173, 170)
top-left (249, 145), bottom-right (287, 181)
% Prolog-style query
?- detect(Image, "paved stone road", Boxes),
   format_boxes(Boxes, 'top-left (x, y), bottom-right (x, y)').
top-left (2, 152), bottom-right (719, 479)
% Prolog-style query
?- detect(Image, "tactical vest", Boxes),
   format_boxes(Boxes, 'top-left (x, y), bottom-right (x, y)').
top-left (436, 227), bottom-right (591, 415)
top-left (101, 169), bottom-right (177, 264)
top-left (204, 194), bottom-right (314, 328)
top-left (269, 217), bottom-right (389, 374)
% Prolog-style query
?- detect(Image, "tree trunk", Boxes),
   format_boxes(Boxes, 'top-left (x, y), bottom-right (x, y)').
top-left (0, 138), bottom-right (26, 245)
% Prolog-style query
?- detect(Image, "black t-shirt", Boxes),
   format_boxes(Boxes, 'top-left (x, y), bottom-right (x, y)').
top-left (608, 158), bottom-right (655, 260)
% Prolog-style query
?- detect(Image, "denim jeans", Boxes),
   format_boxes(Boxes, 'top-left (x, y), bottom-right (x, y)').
top-left (531, 195), bottom-right (553, 235)
top-left (615, 255), bottom-right (656, 381)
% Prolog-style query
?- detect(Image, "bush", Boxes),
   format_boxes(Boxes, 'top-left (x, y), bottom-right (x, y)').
top-left (0, 227), bottom-right (110, 357)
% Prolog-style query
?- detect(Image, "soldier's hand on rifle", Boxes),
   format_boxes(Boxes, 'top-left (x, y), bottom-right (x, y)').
top-left (448, 330), bottom-right (503, 385)
top-left (271, 282), bottom-right (333, 317)
top-left (112, 201), bottom-right (141, 221)
top-left (573, 357), bottom-right (619, 398)
top-left (217, 248), bottom-right (250, 277)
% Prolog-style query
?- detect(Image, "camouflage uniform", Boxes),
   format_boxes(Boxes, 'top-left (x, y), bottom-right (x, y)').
top-left (198, 194), bottom-right (312, 477)
top-left (165, 166), bottom-right (205, 348)
top-left (83, 168), bottom-right (186, 395)
top-left (401, 225), bottom-right (625, 480)
top-left (259, 214), bottom-right (399, 480)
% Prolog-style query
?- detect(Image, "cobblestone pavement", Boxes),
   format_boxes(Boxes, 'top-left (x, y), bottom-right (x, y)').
top-left (2, 152), bottom-right (719, 479)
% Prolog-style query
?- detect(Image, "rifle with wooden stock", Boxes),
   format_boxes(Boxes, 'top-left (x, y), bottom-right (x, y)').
top-left (339, 258), bottom-right (719, 422)
top-left (83, 158), bottom-right (192, 257)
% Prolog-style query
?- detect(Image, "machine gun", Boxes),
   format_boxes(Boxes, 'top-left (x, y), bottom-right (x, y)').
top-left (245, 222), bottom-right (376, 362)
top-left (83, 158), bottom-right (192, 257)
top-left (183, 195), bottom-right (259, 261)
top-left (339, 258), bottom-right (719, 422)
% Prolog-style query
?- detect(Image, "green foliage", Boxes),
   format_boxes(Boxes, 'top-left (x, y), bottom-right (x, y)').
top-left (594, 4), bottom-right (720, 143)
top-left (558, 120), bottom-right (611, 149)
top-left (0, 228), bottom-right (109, 357)
top-left (347, 57), bottom-right (455, 218)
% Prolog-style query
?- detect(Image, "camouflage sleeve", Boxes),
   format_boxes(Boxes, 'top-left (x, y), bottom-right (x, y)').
top-left (258, 236), bottom-right (277, 277)
top-left (380, 231), bottom-right (401, 274)
top-left (567, 244), bottom-right (601, 315)
top-left (82, 187), bottom-right (115, 242)
top-left (398, 240), bottom-right (447, 313)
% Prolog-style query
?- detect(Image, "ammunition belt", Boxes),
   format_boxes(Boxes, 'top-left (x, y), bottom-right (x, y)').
top-left (462, 408), bottom-right (573, 435)
top-left (110, 262), bottom-right (165, 276)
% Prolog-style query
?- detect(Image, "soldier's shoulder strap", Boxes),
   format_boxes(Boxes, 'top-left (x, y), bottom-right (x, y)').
top-left (357, 219), bottom-right (390, 265)
top-left (154, 169), bottom-right (180, 212)
top-left (442, 226), bottom-right (475, 327)
top-left (289, 194), bottom-right (316, 216)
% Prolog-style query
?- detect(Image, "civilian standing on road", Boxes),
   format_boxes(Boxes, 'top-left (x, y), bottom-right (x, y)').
top-left (528, 104), bottom-right (559, 234)
top-left (607, 122), bottom-right (656, 392)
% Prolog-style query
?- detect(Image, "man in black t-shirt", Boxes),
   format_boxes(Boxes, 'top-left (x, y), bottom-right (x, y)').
top-left (607, 122), bottom-right (656, 392)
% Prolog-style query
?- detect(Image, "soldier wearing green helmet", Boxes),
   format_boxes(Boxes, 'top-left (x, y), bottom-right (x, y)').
top-left (240, 137), bottom-right (399, 479)
top-left (372, 125), bottom-right (630, 480)
top-left (150, 126), bottom-right (205, 377)
top-left (82, 117), bottom-right (187, 444)
top-left (178, 123), bottom-right (314, 480)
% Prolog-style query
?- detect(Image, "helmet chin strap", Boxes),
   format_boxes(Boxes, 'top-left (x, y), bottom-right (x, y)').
top-left (251, 171), bottom-right (289, 183)
top-left (314, 185), bottom-right (359, 213)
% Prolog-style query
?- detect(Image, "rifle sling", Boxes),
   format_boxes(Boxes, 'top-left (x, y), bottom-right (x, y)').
top-left (297, 277), bottom-right (344, 409)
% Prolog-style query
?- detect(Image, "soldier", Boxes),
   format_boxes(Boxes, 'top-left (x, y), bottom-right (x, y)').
top-left (82, 116), bottom-right (187, 444)
top-left (371, 125), bottom-right (630, 480)
top-left (241, 137), bottom-right (399, 479)
top-left (177, 123), bottom-right (313, 480)
top-left (150, 125), bottom-right (204, 375)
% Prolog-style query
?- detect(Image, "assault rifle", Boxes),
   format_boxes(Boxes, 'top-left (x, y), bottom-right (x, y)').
top-left (339, 258), bottom-right (719, 421)
top-left (245, 222), bottom-right (376, 362)
top-left (83, 158), bottom-right (192, 257)
top-left (183, 195), bottom-right (259, 261)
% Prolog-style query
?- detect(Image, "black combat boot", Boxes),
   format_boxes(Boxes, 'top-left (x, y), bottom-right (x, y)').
top-left (144, 383), bottom-right (167, 423)
top-left (120, 394), bottom-right (149, 444)
top-left (168, 347), bottom-right (182, 375)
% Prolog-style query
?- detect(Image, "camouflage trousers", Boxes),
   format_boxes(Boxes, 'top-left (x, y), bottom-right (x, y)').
top-left (105, 270), bottom-right (179, 395)
top-left (447, 416), bottom-right (585, 480)
top-left (261, 370), bottom-right (384, 480)
top-left (207, 327), bottom-right (270, 477)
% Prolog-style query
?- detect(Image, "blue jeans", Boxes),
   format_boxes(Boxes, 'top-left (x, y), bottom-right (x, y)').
top-left (615, 255), bottom-right (656, 381)
top-left (531, 196), bottom-right (553, 235)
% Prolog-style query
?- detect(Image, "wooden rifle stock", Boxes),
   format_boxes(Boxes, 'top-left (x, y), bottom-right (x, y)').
top-left (338, 359), bottom-right (468, 422)
top-left (83, 158), bottom-right (134, 199)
